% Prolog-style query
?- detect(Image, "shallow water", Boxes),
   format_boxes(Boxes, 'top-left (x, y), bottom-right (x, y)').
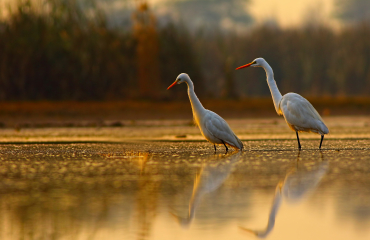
top-left (0, 139), bottom-right (369, 240)
top-left (0, 116), bottom-right (369, 240)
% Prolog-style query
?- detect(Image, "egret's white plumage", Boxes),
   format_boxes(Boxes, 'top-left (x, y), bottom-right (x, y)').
top-left (280, 93), bottom-right (328, 135)
top-left (236, 58), bottom-right (329, 149)
top-left (167, 73), bottom-right (243, 152)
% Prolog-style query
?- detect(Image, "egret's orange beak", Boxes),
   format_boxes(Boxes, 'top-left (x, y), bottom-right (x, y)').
top-left (236, 62), bottom-right (253, 70)
top-left (167, 80), bottom-right (178, 90)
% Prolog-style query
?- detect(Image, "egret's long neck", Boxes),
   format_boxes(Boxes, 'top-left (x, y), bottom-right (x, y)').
top-left (262, 63), bottom-right (283, 114)
top-left (186, 80), bottom-right (206, 123)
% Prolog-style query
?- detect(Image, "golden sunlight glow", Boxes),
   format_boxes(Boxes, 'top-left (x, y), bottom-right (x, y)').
top-left (151, 0), bottom-right (339, 28)
top-left (249, 0), bottom-right (338, 28)
top-left (1, 0), bottom-right (340, 28)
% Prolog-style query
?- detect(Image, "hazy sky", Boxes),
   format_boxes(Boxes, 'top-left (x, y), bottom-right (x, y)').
top-left (152, 0), bottom-right (339, 28)
top-left (1, 0), bottom-right (340, 28)
top-left (250, 0), bottom-right (338, 27)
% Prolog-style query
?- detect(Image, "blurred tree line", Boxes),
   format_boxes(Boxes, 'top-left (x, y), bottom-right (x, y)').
top-left (0, 0), bottom-right (369, 101)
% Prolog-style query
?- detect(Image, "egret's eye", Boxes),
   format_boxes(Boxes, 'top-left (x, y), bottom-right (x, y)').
top-left (253, 61), bottom-right (257, 65)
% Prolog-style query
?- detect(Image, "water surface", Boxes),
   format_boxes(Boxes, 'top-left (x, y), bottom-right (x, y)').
top-left (0, 138), bottom-right (369, 240)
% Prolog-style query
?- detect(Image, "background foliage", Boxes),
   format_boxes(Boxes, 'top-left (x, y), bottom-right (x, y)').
top-left (0, 0), bottom-right (369, 101)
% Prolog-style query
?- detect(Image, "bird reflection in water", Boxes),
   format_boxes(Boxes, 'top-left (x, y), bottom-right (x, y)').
top-left (240, 152), bottom-right (329, 238)
top-left (171, 151), bottom-right (242, 227)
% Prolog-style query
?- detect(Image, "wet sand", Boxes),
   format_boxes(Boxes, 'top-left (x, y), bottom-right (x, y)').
top-left (0, 115), bottom-right (369, 143)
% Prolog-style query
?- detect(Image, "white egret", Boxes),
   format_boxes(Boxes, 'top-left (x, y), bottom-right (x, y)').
top-left (167, 73), bottom-right (243, 152)
top-left (236, 58), bottom-right (329, 149)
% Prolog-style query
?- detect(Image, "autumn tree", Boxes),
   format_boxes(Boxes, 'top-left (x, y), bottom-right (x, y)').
top-left (132, 1), bottom-right (161, 99)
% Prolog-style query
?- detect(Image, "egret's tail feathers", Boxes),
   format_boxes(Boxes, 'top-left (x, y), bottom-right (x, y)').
top-left (322, 124), bottom-right (329, 135)
top-left (318, 121), bottom-right (329, 135)
top-left (235, 136), bottom-right (244, 150)
top-left (227, 135), bottom-right (244, 150)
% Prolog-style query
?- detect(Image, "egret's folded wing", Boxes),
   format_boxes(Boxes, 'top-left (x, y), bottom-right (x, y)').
top-left (204, 112), bottom-right (243, 149)
top-left (281, 94), bottom-right (328, 134)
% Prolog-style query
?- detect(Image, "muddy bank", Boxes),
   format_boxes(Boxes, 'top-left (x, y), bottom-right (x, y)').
top-left (0, 98), bottom-right (369, 128)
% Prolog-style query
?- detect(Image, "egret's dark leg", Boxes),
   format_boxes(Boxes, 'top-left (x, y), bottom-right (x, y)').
top-left (296, 150), bottom-right (301, 163)
top-left (221, 140), bottom-right (228, 153)
top-left (214, 144), bottom-right (217, 152)
top-left (296, 131), bottom-right (302, 150)
top-left (319, 135), bottom-right (324, 149)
